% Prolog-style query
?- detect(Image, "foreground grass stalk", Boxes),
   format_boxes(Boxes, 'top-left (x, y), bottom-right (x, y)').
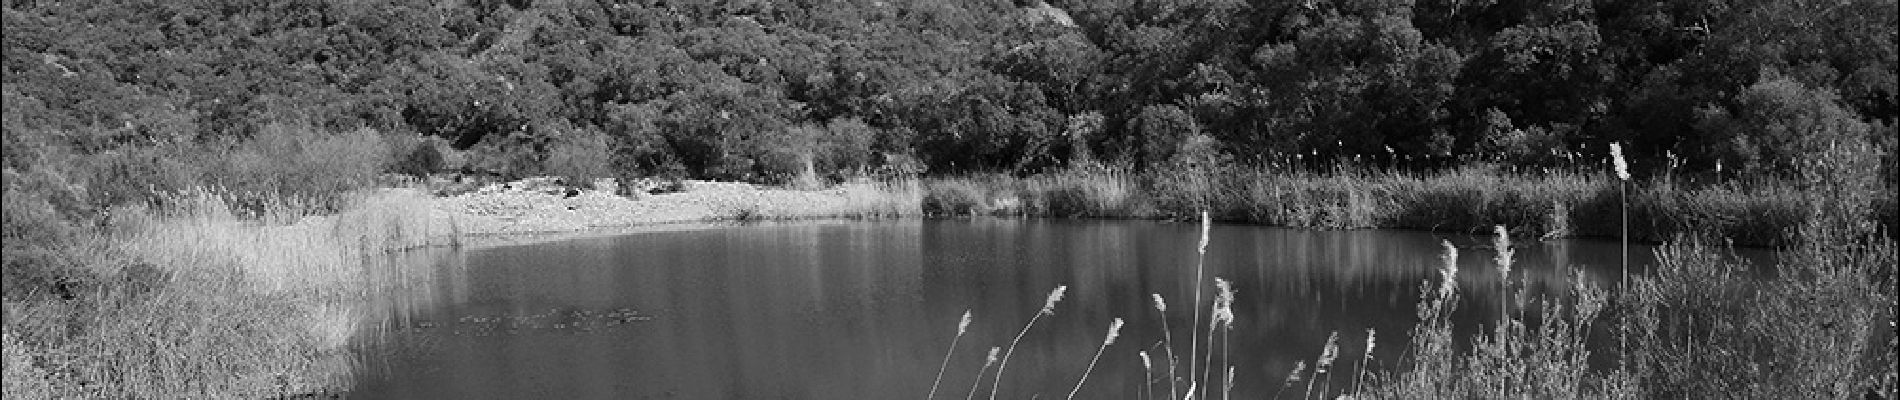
top-left (1222, 366), bottom-right (1235, 400)
top-left (1153, 294), bottom-right (1180, 399)
top-left (927, 310), bottom-right (973, 400)
top-left (990, 285), bottom-right (1067, 400)
top-left (1493, 225), bottom-right (1514, 320)
top-left (965, 347), bottom-right (1000, 400)
top-left (1140, 351), bottom-right (1154, 400)
top-left (1202, 278), bottom-right (1234, 400)
top-left (1189, 211), bottom-right (1210, 397)
top-left (1353, 328), bottom-right (1375, 394)
top-left (1220, 322), bottom-right (1231, 400)
top-left (1306, 331), bottom-right (1339, 399)
top-left (1611, 142), bottom-right (1630, 374)
top-left (1274, 361), bottom-right (1305, 400)
top-left (1067, 318), bottom-right (1124, 399)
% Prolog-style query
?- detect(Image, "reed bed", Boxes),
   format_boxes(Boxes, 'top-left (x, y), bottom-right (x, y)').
top-left (724, 179), bottom-right (925, 220)
top-left (3, 187), bottom-right (464, 398)
top-left (932, 177), bottom-right (1890, 399)
top-left (916, 164), bottom-right (1855, 248)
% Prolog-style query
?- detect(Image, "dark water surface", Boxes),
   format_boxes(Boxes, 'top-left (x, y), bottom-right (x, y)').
top-left (348, 219), bottom-right (1772, 399)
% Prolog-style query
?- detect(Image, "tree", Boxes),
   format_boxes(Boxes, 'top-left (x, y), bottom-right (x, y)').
top-left (1695, 75), bottom-right (1872, 176)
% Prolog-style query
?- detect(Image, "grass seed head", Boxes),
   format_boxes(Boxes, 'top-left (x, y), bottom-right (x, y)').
top-left (1492, 225), bottom-right (1514, 277)
top-left (1213, 278), bottom-right (1236, 326)
top-left (1318, 331), bottom-right (1341, 372)
top-left (1437, 240), bottom-right (1460, 298)
top-left (1364, 328), bottom-right (1377, 355)
top-left (1152, 293), bottom-right (1167, 313)
top-left (1198, 211), bottom-right (1211, 254)
top-left (1610, 142), bottom-right (1630, 181)
top-left (1041, 285), bottom-right (1069, 315)
top-left (1105, 318), bottom-right (1125, 345)
top-left (958, 310), bottom-right (972, 335)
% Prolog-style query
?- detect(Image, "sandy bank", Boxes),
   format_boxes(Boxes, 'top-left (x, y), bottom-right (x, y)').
top-left (427, 179), bottom-right (921, 245)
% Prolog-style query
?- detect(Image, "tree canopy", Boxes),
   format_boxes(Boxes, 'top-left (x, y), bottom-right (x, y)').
top-left (5, 0), bottom-right (1894, 181)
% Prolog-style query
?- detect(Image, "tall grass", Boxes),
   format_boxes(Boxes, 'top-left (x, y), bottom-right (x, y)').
top-left (917, 164), bottom-right (1846, 248)
top-left (1348, 231), bottom-right (1628, 399)
top-left (1152, 294), bottom-right (1179, 399)
top-left (2, 188), bottom-right (462, 398)
top-left (922, 167), bottom-right (1143, 218)
top-left (724, 179), bottom-right (924, 220)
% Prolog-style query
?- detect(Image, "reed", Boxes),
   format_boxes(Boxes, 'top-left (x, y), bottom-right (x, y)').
top-left (1188, 211), bottom-right (1210, 398)
top-left (1067, 317), bottom-right (1124, 399)
top-left (1153, 293), bottom-right (1179, 399)
top-left (1492, 225), bottom-right (1514, 320)
top-left (928, 310), bottom-right (973, 400)
top-left (1222, 366), bottom-right (1235, 400)
top-left (1306, 331), bottom-right (1340, 399)
top-left (965, 347), bottom-right (1001, 400)
top-left (1611, 142), bottom-right (1630, 373)
top-left (1139, 350), bottom-right (1154, 400)
top-left (1201, 278), bottom-right (1234, 400)
top-left (990, 285), bottom-right (1067, 400)
top-left (1353, 328), bottom-right (1376, 394)
top-left (1273, 361), bottom-right (1305, 400)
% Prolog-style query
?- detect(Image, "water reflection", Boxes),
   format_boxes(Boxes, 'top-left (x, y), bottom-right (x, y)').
top-left (349, 219), bottom-right (1772, 399)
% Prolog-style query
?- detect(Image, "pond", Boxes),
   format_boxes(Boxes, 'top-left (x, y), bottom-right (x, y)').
top-left (347, 219), bottom-right (1773, 399)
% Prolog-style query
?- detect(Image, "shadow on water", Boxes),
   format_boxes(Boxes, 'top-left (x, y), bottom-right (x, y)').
top-left (345, 219), bottom-right (1776, 399)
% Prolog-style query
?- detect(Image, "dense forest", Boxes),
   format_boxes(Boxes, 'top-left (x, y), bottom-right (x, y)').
top-left (5, 0), bottom-right (1894, 187)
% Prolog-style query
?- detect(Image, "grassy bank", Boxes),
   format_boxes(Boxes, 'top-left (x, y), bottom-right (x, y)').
top-left (1349, 226), bottom-right (1896, 399)
top-left (919, 164), bottom-right (1889, 248)
top-left (2, 189), bottom-right (458, 398)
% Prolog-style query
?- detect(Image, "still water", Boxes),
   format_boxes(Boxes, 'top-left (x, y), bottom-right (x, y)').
top-left (348, 219), bottom-right (1769, 399)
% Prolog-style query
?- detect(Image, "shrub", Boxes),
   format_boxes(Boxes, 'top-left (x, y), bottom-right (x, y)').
top-left (543, 127), bottom-right (613, 186)
top-left (207, 124), bottom-right (391, 213)
top-left (1695, 76), bottom-right (1873, 176)
top-left (1628, 237), bottom-right (1895, 398)
top-left (390, 135), bottom-right (447, 178)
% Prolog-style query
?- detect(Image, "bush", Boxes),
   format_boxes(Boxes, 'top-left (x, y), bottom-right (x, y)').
top-left (207, 124), bottom-right (391, 213)
top-left (1629, 237), bottom-right (1895, 398)
top-left (1695, 76), bottom-right (1873, 176)
top-left (543, 127), bottom-right (612, 186)
top-left (390, 136), bottom-right (447, 177)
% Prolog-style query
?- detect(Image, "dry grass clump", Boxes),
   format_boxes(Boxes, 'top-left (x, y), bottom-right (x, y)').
top-left (923, 178), bottom-right (993, 216)
top-left (724, 180), bottom-right (925, 220)
top-left (5, 272), bottom-right (356, 398)
top-left (116, 188), bottom-right (457, 292)
top-left (1627, 237), bottom-right (1895, 398)
top-left (932, 163), bottom-right (1856, 247)
top-left (1350, 232), bottom-right (1631, 400)
top-left (1024, 167), bottom-right (1141, 217)
top-left (920, 167), bottom-right (1143, 218)
top-left (3, 187), bottom-right (460, 399)
top-left (835, 179), bottom-right (924, 218)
